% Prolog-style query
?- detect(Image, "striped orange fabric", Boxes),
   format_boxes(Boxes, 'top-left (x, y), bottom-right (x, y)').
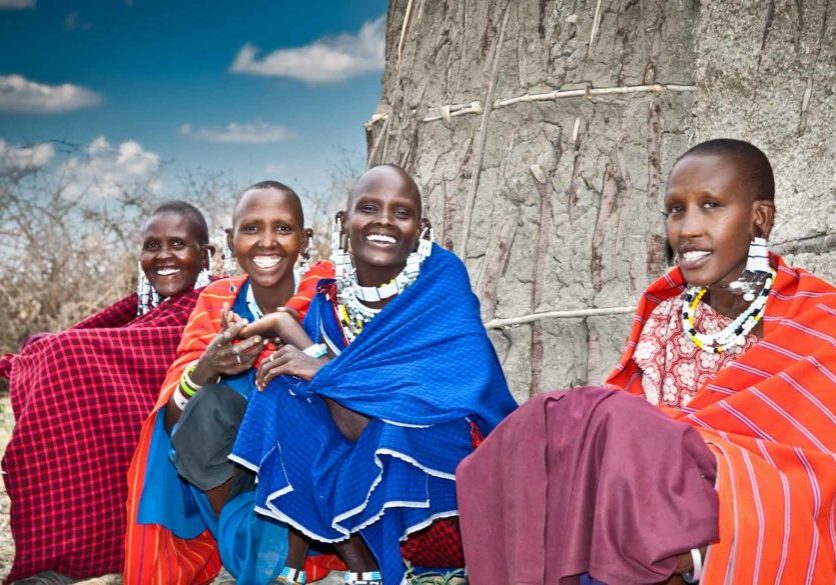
top-left (607, 256), bottom-right (836, 584)
top-left (124, 261), bottom-right (338, 585)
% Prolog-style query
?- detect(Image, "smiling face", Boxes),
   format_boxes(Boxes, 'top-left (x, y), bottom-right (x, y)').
top-left (230, 187), bottom-right (304, 296)
top-left (345, 166), bottom-right (422, 285)
top-left (140, 211), bottom-right (207, 298)
top-left (664, 153), bottom-right (774, 288)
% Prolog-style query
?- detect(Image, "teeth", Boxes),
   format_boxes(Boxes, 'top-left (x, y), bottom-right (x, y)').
top-left (253, 255), bottom-right (281, 269)
top-left (156, 268), bottom-right (180, 276)
top-left (366, 234), bottom-right (397, 244)
top-left (682, 251), bottom-right (711, 262)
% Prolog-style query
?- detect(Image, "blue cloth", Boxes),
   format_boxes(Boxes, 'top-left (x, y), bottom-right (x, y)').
top-left (232, 245), bottom-right (517, 585)
top-left (137, 280), bottom-right (290, 585)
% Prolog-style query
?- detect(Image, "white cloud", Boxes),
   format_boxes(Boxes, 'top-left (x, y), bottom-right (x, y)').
top-left (230, 16), bottom-right (385, 83)
top-left (0, 74), bottom-right (102, 114)
top-left (0, 139), bottom-right (55, 170)
top-left (60, 136), bottom-right (161, 199)
top-left (179, 121), bottom-right (295, 143)
top-left (0, 0), bottom-right (35, 9)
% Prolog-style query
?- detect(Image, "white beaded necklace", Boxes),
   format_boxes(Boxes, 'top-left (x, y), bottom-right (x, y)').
top-left (336, 235), bottom-right (432, 341)
top-left (681, 267), bottom-right (775, 354)
top-left (246, 282), bottom-right (264, 321)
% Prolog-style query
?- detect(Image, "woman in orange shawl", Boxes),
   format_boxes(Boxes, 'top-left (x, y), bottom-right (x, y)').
top-left (124, 181), bottom-right (341, 585)
top-left (456, 139), bottom-right (835, 584)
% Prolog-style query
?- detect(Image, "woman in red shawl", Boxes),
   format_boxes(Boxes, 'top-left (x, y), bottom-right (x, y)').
top-left (124, 181), bottom-right (340, 585)
top-left (1, 201), bottom-right (214, 584)
top-left (456, 139), bottom-right (836, 585)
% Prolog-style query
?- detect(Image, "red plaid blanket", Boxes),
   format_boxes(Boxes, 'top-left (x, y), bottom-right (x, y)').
top-left (0, 290), bottom-right (201, 582)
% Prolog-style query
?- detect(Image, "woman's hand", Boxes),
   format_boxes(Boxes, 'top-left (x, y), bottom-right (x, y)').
top-left (240, 308), bottom-right (313, 350)
top-left (191, 304), bottom-right (266, 385)
top-left (256, 345), bottom-right (327, 389)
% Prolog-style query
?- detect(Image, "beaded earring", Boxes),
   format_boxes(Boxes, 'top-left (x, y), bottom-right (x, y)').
top-left (194, 254), bottom-right (212, 289)
top-left (221, 231), bottom-right (238, 277)
top-left (331, 211), bottom-right (352, 281)
top-left (728, 236), bottom-right (771, 301)
top-left (136, 261), bottom-right (160, 316)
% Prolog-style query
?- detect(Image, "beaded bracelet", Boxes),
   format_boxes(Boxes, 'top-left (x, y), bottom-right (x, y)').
top-left (172, 387), bottom-right (190, 411)
top-left (302, 343), bottom-right (328, 359)
top-left (179, 362), bottom-right (202, 397)
top-left (682, 548), bottom-right (704, 583)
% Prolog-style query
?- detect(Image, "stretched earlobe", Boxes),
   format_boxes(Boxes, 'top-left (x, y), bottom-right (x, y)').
top-left (752, 200), bottom-right (775, 240)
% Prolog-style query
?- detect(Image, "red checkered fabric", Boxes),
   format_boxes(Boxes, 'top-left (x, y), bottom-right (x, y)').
top-left (1, 290), bottom-right (201, 583)
top-left (400, 517), bottom-right (465, 568)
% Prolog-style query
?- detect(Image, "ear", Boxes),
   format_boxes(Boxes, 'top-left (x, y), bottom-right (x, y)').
top-left (751, 200), bottom-right (775, 240)
top-left (302, 228), bottom-right (313, 259)
top-left (201, 244), bottom-right (216, 269)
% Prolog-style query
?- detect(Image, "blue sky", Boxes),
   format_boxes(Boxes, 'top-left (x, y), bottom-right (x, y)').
top-left (0, 0), bottom-right (386, 198)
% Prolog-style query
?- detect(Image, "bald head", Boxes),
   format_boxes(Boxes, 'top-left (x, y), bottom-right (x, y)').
top-left (348, 164), bottom-right (421, 215)
top-left (233, 180), bottom-right (304, 227)
top-left (676, 139), bottom-right (775, 203)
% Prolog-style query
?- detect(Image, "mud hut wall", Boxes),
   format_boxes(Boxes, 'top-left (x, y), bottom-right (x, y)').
top-left (368, 0), bottom-right (835, 401)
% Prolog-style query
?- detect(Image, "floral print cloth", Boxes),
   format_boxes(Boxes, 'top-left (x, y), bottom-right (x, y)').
top-left (633, 295), bottom-right (758, 408)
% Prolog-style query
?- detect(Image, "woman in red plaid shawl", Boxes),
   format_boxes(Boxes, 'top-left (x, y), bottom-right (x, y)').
top-left (0, 201), bottom-right (214, 584)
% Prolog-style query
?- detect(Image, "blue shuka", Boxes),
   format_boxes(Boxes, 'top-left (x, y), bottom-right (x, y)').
top-left (231, 245), bottom-right (517, 585)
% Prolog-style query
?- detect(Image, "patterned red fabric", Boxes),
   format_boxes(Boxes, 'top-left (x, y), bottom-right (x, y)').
top-left (633, 296), bottom-right (758, 408)
top-left (0, 290), bottom-right (202, 583)
top-left (124, 262), bottom-right (343, 585)
top-left (400, 517), bottom-right (465, 568)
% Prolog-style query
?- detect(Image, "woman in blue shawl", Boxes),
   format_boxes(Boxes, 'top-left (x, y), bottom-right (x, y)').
top-left (232, 164), bottom-right (517, 585)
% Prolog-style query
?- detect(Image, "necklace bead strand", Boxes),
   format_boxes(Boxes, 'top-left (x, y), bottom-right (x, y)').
top-left (681, 268), bottom-right (775, 354)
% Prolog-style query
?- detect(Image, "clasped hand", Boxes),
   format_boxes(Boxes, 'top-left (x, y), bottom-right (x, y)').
top-left (191, 304), bottom-right (326, 389)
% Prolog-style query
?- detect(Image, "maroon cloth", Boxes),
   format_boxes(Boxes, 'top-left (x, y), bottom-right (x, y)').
top-left (456, 387), bottom-right (719, 585)
top-left (0, 291), bottom-right (200, 582)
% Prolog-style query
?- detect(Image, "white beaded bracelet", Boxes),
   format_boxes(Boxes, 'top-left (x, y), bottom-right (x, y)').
top-left (682, 547), bottom-right (704, 583)
top-left (172, 387), bottom-right (190, 411)
top-left (302, 343), bottom-right (327, 359)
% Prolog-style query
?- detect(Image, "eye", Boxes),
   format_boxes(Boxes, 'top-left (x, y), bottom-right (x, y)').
top-left (172, 239), bottom-right (186, 248)
top-left (359, 203), bottom-right (377, 214)
top-left (395, 207), bottom-right (413, 219)
top-left (276, 224), bottom-right (293, 234)
top-left (702, 200), bottom-right (721, 209)
top-left (242, 224), bottom-right (258, 233)
top-left (663, 204), bottom-right (684, 218)
top-left (143, 240), bottom-right (159, 250)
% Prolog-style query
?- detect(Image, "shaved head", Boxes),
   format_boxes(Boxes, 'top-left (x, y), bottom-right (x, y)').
top-left (348, 164), bottom-right (421, 215)
top-left (675, 139), bottom-right (775, 203)
top-left (232, 180), bottom-right (304, 227)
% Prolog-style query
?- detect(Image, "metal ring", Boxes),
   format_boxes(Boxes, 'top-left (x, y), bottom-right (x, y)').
top-left (236, 354), bottom-right (242, 364)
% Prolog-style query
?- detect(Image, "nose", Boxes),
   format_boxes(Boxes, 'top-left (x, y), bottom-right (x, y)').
top-left (677, 206), bottom-right (704, 239)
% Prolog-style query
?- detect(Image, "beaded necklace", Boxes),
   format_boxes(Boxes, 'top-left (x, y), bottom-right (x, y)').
top-left (246, 282), bottom-right (265, 321)
top-left (681, 267), bottom-right (775, 353)
top-left (335, 237), bottom-right (432, 343)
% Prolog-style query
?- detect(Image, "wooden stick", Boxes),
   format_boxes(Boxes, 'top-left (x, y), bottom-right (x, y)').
top-left (485, 306), bottom-right (637, 329)
top-left (364, 83), bottom-right (696, 128)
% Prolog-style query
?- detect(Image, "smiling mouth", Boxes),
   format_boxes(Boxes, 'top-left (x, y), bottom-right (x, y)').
top-left (680, 250), bottom-right (711, 263)
top-left (365, 234), bottom-right (397, 245)
top-left (155, 267), bottom-right (181, 276)
top-left (253, 255), bottom-right (282, 269)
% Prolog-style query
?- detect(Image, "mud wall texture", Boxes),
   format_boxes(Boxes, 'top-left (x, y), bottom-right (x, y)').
top-left (367, 0), bottom-right (835, 402)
